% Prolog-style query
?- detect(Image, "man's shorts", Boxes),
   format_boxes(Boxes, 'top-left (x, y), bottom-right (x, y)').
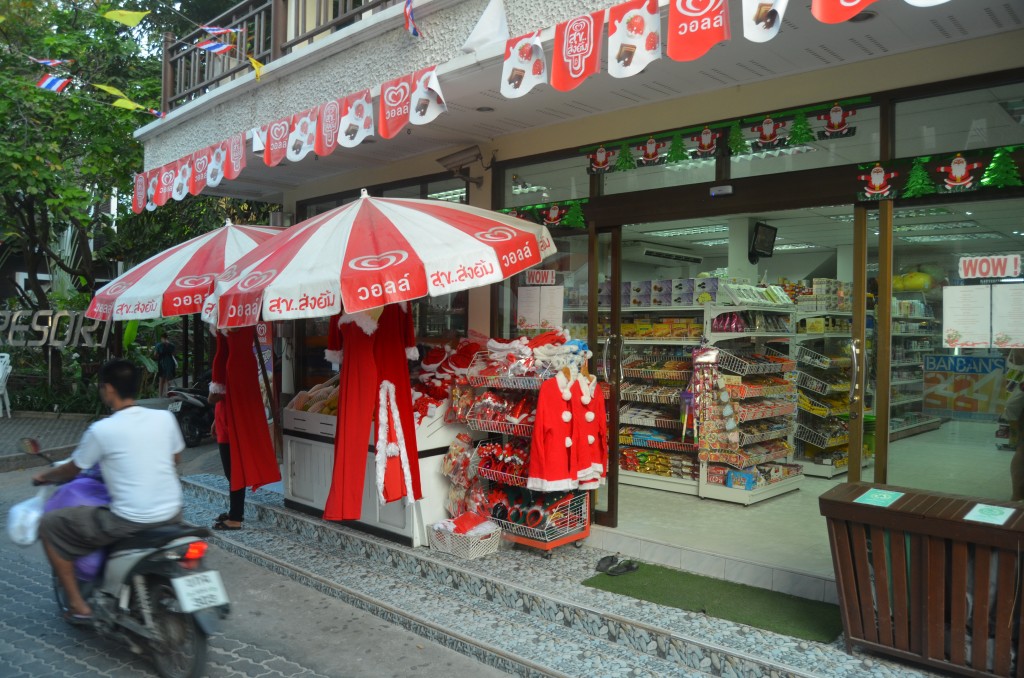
top-left (39, 506), bottom-right (182, 562)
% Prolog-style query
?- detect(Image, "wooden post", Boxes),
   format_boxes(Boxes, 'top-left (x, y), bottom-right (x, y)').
top-left (874, 200), bottom-right (894, 484)
top-left (847, 205), bottom-right (869, 483)
top-left (271, 0), bottom-right (287, 60)
top-left (161, 32), bottom-right (174, 113)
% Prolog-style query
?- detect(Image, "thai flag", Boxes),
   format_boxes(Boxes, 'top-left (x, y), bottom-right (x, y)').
top-left (201, 25), bottom-right (239, 35)
top-left (196, 40), bottom-right (234, 55)
top-left (147, 109), bottom-right (165, 118)
top-left (29, 57), bottom-right (72, 67)
top-left (404, 0), bottom-right (423, 37)
top-left (36, 74), bottom-right (71, 93)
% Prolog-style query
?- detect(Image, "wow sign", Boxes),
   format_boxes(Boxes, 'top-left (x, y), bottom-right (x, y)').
top-left (959, 254), bottom-right (1021, 280)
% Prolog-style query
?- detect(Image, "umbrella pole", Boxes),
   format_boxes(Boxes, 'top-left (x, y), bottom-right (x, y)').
top-left (254, 330), bottom-right (283, 462)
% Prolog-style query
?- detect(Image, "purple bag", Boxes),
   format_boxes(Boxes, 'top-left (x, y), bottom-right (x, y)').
top-left (44, 469), bottom-right (111, 581)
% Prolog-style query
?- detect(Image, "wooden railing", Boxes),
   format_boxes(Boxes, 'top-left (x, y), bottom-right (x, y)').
top-left (162, 0), bottom-right (396, 112)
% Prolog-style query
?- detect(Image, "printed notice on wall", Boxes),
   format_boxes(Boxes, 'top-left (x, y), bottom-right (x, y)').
top-left (992, 283), bottom-right (1024, 348)
top-left (517, 286), bottom-right (564, 330)
top-left (942, 285), bottom-right (991, 349)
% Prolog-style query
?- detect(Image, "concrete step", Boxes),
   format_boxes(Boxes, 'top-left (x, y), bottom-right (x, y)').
top-left (183, 474), bottom-right (936, 678)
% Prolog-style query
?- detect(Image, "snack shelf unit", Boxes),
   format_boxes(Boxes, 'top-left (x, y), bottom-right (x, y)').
top-left (888, 313), bottom-right (942, 441)
top-left (791, 317), bottom-right (859, 478)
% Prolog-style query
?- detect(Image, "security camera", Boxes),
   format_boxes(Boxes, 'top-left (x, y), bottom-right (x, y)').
top-left (436, 146), bottom-right (484, 172)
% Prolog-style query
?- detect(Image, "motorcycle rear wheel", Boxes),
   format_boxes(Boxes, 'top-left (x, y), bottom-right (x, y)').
top-left (179, 413), bottom-right (203, 449)
top-left (148, 581), bottom-right (208, 678)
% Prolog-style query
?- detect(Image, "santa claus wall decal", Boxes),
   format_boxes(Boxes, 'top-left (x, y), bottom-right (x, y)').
top-left (857, 163), bottom-right (898, 200)
top-left (750, 116), bottom-right (786, 151)
top-left (690, 126), bottom-right (720, 159)
top-left (936, 153), bottom-right (984, 193)
top-left (817, 103), bottom-right (857, 140)
top-left (587, 145), bottom-right (617, 174)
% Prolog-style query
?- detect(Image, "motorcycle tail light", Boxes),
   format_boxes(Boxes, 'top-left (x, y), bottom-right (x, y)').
top-left (183, 541), bottom-right (208, 561)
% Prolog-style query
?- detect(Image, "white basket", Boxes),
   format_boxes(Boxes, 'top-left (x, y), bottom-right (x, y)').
top-left (427, 522), bottom-right (502, 559)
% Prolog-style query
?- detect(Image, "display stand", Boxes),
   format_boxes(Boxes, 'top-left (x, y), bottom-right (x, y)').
top-left (887, 301), bottom-right (942, 440)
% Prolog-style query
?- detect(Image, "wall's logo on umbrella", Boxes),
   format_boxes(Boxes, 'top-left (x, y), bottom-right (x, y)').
top-left (475, 226), bottom-right (517, 242)
top-left (349, 251), bottom-right (409, 271)
top-left (238, 269), bottom-right (277, 291)
top-left (103, 280), bottom-right (135, 297)
top-left (175, 274), bottom-right (214, 288)
top-left (218, 265), bottom-right (238, 282)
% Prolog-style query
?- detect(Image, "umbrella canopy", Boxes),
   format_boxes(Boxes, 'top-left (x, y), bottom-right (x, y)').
top-left (87, 222), bottom-right (281, 321)
top-left (203, 191), bottom-right (557, 328)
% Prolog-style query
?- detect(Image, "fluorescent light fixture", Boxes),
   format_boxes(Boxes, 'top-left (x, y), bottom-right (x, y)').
top-left (640, 224), bottom-right (728, 238)
top-left (427, 188), bottom-right (467, 203)
top-left (828, 207), bottom-right (953, 223)
top-left (892, 220), bottom-right (977, 233)
top-left (693, 238), bottom-right (729, 246)
top-left (1001, 278), bottom-right (1024, 283)
top-left (773, 243), bottom-right (819, 251)
top-left (899, 233), bottom-right (1002, 243)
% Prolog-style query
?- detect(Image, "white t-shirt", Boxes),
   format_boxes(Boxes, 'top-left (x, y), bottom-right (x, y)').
top-left (72, 406), bottom-right (185, 523)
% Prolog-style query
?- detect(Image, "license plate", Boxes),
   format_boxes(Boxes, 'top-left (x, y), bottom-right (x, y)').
top-left (168, 401), bottom-right (182, 412)
top-left (171, 571), bottom-right (229, 613)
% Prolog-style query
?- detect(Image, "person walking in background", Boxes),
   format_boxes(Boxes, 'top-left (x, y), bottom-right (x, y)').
top-left (154, 333), bottom-right (176, 397)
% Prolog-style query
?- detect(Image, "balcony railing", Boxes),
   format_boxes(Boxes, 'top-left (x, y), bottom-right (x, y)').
top-left (162, 0), bottom-right (396, 112)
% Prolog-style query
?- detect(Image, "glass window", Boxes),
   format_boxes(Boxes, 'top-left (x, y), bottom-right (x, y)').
top-left (896, 82), bottom-right (1024, 158)
top-left (503, 156), bottom-right (588, 209)
top-left (381, 184), bottom-right (422, 198)
top-left (425, 178), bottom-right (467, 204)
top-left (604, 154), bottom-right (716, 194)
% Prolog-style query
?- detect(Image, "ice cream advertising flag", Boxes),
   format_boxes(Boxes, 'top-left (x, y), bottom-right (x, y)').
top-left (196, 134), bottom-right (246, 191)
top-left (500, 32), bottom-right (546, 99)
top-left (608, 0), bottom-right (661, 79)
top-left (315, 99), bottom-right (341, 156)
top-left (153, 163), bottom-right (176, 208)
top-left (170, 157), bottom-right (192, 201)
top-left (286, 108), bottom-right (318, 163)
top-left (741, 0), bottom-right (788, 43)
top-left (379, 73), bottom-right (415, 139)
top-left (551, 10), bottom-right (605, 92)
top-left (189, 144), bottom-right (213, 196)
top-left (408, 67), bottom-right (447, 127)
top-left (339, 90), bottom-right (374, 148)
top-left (263, 116), bottom-right (291, 167)
top-left (132, 171), bottom-right (148, 214)
top-left (810, 0), bottom-right (880, 24)
top-left (224, 132), bottom-right (246, 182)
top-left (667, 0), bottom-right (730, 62)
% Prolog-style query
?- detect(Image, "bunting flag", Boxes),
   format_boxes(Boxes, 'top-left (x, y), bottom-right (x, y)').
top-left (608, 0), bottom-right (661, 79)
top-left (408, 66), bottom-right (447, 127)
top-left (462, 0), bottom-right (509, 52)
top-left (315, 98), bottom-right (341, 156)
top-left (667, 0), bottom-right (730, 62)
top-left (196, 40), bottom-right (235, 55)
top-left (810, 0), bottom-right (880, 24)
top-left (337, 90), bottom-right (373, 148)
top-left (29, 57), bottom-right (74, 67)
top-left (404, 0), bottom-right (423, 37)
top-left (36, 74), bottom-right (71, 93)
top-left (248, 55), bottom-right (264, 81)
top-left (379, 73), bottom-right (416, 139)
top-left (202, 26), bottom-right (240, 35)
top-left (147, 108), bottom-right (165, 119)
top-left (111, 98), bottom-right (145, 111)
top-left (742, 0), bottom-right (788, 43)
top-left (500, 31), bottom-right (546, 98)
top-left (186, 133), bottom-right (246, 196)
top-left (286, 108), bottom-right (318, 163)
top-left (263, 115), bottom-right (291, 167)
top-left (93, 83), bottom-right (128, 98)
top-left (551, 10), bottom-right (605, 92)
top-left (103, 9), bottom-right (150, 27)
top-left (171, 157), bottom-right (192, 201)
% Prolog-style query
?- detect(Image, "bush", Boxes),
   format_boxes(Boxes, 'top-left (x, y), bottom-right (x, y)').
top-left (10, 375), bottom-right (104, 415)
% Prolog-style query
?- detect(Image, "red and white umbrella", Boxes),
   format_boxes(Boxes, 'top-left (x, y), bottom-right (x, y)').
top-left (87, 221), bottom-right (282, 321)
top-left (203, 191), bottom-right (557, 328)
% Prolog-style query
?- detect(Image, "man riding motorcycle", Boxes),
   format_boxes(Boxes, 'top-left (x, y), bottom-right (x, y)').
top-left (34, 359), bottom-right (185, 623)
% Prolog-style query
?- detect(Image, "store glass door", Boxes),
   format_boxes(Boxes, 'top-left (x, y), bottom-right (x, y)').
top-left (591, 228), bottom-right (621, 527)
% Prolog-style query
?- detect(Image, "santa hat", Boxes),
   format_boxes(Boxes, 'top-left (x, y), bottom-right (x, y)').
top-left (421, 346), bottom-right (450, 372)
top-left (488, 336), bottom-right (531, 359)
top-left (527, 329), bottom-right (569, 350)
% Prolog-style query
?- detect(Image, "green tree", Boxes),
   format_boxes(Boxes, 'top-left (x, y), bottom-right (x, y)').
top-left (902, 156), bottom-right (937, 198)
top-left (727, 121), bottom-right (749, 156)
top-left (615, 142), bottom-right (635, 172)
top-left (981, 147), bottom-right (1023, 189)
top-left (561, 201), bottom-right (585, 229)
top-left (665, 132), bottom-right (688, 164)
top-left (788, 111), bottom-right (814, 145)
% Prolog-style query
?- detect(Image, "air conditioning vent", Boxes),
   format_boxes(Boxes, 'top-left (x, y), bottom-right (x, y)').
top-left (622, 242), bottom-right (704, 265)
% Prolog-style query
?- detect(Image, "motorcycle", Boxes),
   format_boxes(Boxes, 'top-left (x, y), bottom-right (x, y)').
top-left (23, 438), bottom-right (229, 678)
top-left (138, 372), bottom-right (214, 449)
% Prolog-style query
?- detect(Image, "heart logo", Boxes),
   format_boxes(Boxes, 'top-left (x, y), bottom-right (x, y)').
top-left (270, 121), bottom-right (289, 141)
top-left (218, 264), bottom-right (238, 282)
top-left (475, 226), bottom-right (518, 243)
top-left (175, 274), bottom-right (213, 288)
top-left (384, 82), bottom-right (410, 107)
top-left (238, 269), bottom-right (277, 291)
top-left (104, 280), bottom-right (134, 297)
top-left (675, 0), bottom-right (723, 17)
top-left (161, 168), bottom-right (176, 186)
top-left (194, 153), bottom-right (209, 175)
top-left (348, 250), bottom-right (409, 271)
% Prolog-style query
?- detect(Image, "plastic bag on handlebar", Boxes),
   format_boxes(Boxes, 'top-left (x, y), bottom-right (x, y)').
top-left (7, 488), bottom-right (48, 546)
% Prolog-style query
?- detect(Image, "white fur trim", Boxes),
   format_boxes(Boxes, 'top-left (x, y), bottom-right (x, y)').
top-left (398, 302), bottom-right (408, 311)
top-left (576, 373), bottom-right (599, 401)
top-left (588, 434), bottom-right (596, 445)
top-left (555, 370), bottom-right (576, 401)
top-left (564, 436), bottom-right (572, 447)
top-left (561, 411), bottom-right (572, 423)
top-left (209, 382), bottom-right (226, 395)
top-left (340, 311), bottom-right (378, 335)
top-left (585, 411), bottom-right (595, 423)
top-left (324, 349), bottom-right (342, 365)
top-left (374, 380), bottom-right (416, 507)
top-left (405, 346), bottom-right (420, 360)
top-left (526, 477), bottom-right (579, 492)
top-left (578, 478), bottom-right (600, 490)
top-left (581, 395), bottom-right (591, 405)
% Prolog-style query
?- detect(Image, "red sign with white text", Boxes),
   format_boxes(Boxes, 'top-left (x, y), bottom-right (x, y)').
top-left (263, 116), bottom-right (291, 167)
top-left (667, 0), bottom-right (730, 62)
top-left (811, 0), bottom-right (880, 24)
top-left (551, 10), bottom-right (604, 92)
top-left (379, 74), bottom-right (415, 139)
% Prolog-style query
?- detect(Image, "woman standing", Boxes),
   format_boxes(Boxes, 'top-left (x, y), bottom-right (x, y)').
top-left (154, 333), bottom-right (176, 397)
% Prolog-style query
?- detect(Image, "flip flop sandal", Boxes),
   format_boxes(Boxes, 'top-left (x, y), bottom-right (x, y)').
top-left (213, 520), bottom-right (243, 531)
top-left (595, 555), bottom-right (619, 573)
top-left (216, 513), bottom-right (243, 523)
top-left (63, 611), bottom-right (94, 625)
top-left (606, 560), bottom-right (641, 576)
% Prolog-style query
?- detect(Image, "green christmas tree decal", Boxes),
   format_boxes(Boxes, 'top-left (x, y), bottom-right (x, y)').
top-left (902, 156), bottom-right (936, 198)
top-left (727, 121), bottom-right (749, 156)
top-left (666, 132), bottom-right (688, 164)
top-left (788, 111), bottom-right (814, 146)
top-left (981, 147), bottom-right (1023, 188)
top-left (561, 201), bottom-right (585, 228)
top-left (615, 142), bottom-right (635, 172)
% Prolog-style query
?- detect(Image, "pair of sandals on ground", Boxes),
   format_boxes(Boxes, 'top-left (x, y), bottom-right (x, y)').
top-left (595, 554), bottom-right (640, 576)
top-left (213, 513), bottom-right (242, 530)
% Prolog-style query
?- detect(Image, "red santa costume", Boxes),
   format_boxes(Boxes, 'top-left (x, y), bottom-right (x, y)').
top-left (322, 304), bottom-right (422, 522)
top-left (527, 369), bottom-right (579, 492)
top-left (209, 328), bottom-right (281, 492)
top-left (573, 372), bottom-right (608, 490)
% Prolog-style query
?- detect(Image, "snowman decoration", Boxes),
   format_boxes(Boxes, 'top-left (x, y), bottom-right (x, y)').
top-left (936, 153), bottom-right (984, 192)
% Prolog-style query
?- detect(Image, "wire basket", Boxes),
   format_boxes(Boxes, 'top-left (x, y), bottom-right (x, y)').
top-left (476, 463), bottom-right (529, 487)
top-left (796, 345), bottom-right (851, 370)
top-left (618, 432), bottom-right (697, 453)
top-left (466, 418), bottom-right (534, 437)
top-left (735, 401), bottom-right (796, 422)
top-left (718, 349), bottom-right (794, 376)
top-left (619, 406), bottom-right (683, 429)
top-left (427, 522), bottom-right (502, 559)
top-left (726, 381), bottom-right (795, 399)
top-left (737, 424), bottom-right (794, 446)
top-left (621, 363), bottom-right (692, 381)
top-left (620, 383), bottom-right (683, 405)
top-left (798, 393), bottom-right (849, 419)
top-left (487, 493), bottom-right (589, 543)
top-left (467, 352), bottom-right (549, 390)
top-left (794, 424), bottom-right (848, 449)
top-left (796, 371), bottom-right (849, 396)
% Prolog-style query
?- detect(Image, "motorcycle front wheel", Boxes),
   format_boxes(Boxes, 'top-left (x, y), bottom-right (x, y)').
top-left (148, 580), bottom-right (208, 678)
top-left (178, 413), bottom-right (203, 449)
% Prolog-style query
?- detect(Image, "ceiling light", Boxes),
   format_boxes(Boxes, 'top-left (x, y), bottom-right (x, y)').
top-left (427, 188), bottom-right (467, 203)
top-left (899, 233), bottom-right (1003, 243)
top-left (1002, 278), bottom-right (1024, 283)
top-left (774, 243), bottom-right (819, 251)
top-left (892, 220), bottom-right (978, 233)
top-left (828, 207), bottom-right (953, 223)
top-left (693, 238), bottom-right (729, 246)
top-left (641, 225), bottom-right (728, 237)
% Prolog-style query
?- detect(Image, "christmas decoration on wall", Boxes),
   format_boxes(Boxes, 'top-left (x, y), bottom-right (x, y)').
top-left (551, 10), bottom-right (605, 92)
top-left (635, 137), bottom-right (666, 166)
top-left (587, 144), bottom-right (616, 174)
top-left (666, 132), bottom-right (688, 164)
top-left (901, 156), bottom-right (937, 198)
top-left (750, 115), bottom-right (786, 151)
top-left (615, 141), bottom-right (636, 172)
top-left (561, 201), bottom-right (586, 228)
top-left (691, 126), bottom-right (720, 159)
top-left (857, 163), bottom-right (898, 201)
top-left (501, 31), bottom-right (546, 98)
top-left (787, 111), bottom-right (814, 145)
top-left (727, 121), bottom-right (749, 156)
top-left (541, 203), bottom-right (569, 226)
top-left (936, 153), bottom-right (984, 192)
top-left (817, 103), bottom-right (856, 139)
top-left (742, 0), bottom-right (788, 43)
top-left (608, 0), bottom-right (661, 79)
top-left (811, 0), bottom-right (880, 24)
top-left (668, 0), bottom-right (730, 62)
top-left (981, 147), bottom-right (1023, 189)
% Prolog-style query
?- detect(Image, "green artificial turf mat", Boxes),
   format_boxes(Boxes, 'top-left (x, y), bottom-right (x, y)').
top-left (582, 562), bottom-right (843, 643)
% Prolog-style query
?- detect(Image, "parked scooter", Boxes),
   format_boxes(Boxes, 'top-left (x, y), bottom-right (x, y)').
top-left (138, 371), bottom-right (213, 448)
top-left (23, 438), bottom-right (229, 678)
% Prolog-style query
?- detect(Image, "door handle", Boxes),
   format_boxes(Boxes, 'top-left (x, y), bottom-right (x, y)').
top-left (602, 336), bottom-right (610, 381)
top-left (849, 338), bottom-right (860, 404)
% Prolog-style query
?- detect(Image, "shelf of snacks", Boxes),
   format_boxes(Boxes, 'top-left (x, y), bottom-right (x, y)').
top-left (795, 345), bottom-right (851, 370)
top-left (623, 338), bottom-right (701, 346)
top-left (796, 370), bottom-right (850, 396)
top-left (618, 427), bottom-right (697, 453)
top-left (620, 350), bottom-right (692, 380)
top-left (717, 348), bottom-right (796, 376)
top-left (737, 422), bottom-right (795, 446)
top-left (700, 462), bottom-right (803, 506)
top-left (734, 400), bottom-right (797, 422)
top-left (620, 447), bottom-right (698, 491)
top-left (724, 375), bottom-right (795, 400)
top-left (618, 470), bottom-right (698, 494)
top-left (794, 423), bottom-right (849, 449)
top-left (798, 392), bottom-right (849, 419)
top-left (699, 439), bottom-right (793, 469)
top-left (620, 383), bottom-right (685, 405)
top-left (619, 404), bottom-right (683, 429)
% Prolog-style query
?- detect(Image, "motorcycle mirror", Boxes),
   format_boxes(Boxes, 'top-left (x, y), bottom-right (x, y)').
top-left (20, 438), bottom-right (41, 455)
